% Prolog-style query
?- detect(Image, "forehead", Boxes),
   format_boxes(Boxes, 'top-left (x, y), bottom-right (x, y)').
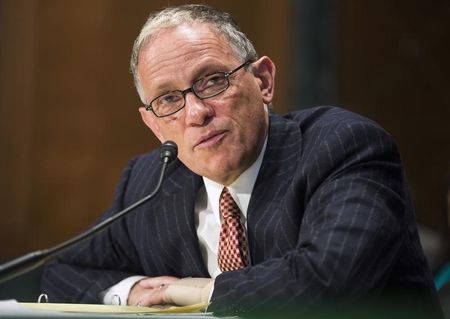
top-left (137, 23), bottom-right (240, 96)
top-left (143, 22), bottom-right (236, 58)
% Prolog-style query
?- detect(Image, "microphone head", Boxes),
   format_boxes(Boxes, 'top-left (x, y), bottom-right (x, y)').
top-left (160, 141), bottom-right (178, 163)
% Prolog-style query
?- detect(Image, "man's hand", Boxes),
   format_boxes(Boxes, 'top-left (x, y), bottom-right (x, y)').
top-left (164, 277), bottom-right (214, 306)
top-left (127, 276), bottom-right (215, 307)
top-left (127, 276), bottom-right (178, 306)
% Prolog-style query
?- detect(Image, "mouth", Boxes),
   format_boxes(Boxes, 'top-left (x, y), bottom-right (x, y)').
top-left (194, 130), bottom-right (228, 149)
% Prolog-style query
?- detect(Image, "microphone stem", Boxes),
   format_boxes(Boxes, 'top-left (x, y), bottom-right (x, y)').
top-left (0, 159), bottom-right (170, 284)
top-left (49, 160), bottom-right (169, 256)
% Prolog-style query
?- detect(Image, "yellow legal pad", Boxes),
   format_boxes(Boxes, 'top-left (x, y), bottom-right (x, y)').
top-left (19, 302), bottom-right (208, 314)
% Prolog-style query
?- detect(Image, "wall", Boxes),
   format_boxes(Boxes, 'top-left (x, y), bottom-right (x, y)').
top-left (336, 1), bottom-right (450, 230)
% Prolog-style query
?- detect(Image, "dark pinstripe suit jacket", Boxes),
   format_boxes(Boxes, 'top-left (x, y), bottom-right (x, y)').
top-left (41, 106), bottom-right (439, 314)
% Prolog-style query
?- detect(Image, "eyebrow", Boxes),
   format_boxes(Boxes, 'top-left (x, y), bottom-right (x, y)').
top-left (191, 63), bottom-right (227, 81)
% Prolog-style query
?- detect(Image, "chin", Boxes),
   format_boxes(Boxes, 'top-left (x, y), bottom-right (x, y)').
top-left (195, 159), bottom-right (236, 182)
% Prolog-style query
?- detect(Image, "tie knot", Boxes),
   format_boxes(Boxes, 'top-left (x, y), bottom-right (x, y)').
top-left (220, 187), bottom-right (240, 220)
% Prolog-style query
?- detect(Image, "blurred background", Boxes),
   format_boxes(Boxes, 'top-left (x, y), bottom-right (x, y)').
top-left (0, 0), bottom-right (449, 299)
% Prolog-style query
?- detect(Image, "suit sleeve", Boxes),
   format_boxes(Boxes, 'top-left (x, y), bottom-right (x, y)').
top-left (41, 157), bottom-right (144, 303)
top-left (210, 118), bottom-right (423, 314)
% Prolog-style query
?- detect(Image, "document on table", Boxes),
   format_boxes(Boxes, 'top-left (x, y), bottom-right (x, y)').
top-left (0, 299), bottom-right (210, 317)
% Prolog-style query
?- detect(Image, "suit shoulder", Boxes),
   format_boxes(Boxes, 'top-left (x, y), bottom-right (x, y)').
top-left (124, 148), bottom-right (187, 195)
top-left (120, 149), bottom-right (162, 193)
top-left (283, 106), bottom-right (399, 162)
top-left (124, 149), bottom-right (160, 175)
top-left (285, 106), bottom-right (381, 131)
top-left (285, 106), bottom-right (394, 142)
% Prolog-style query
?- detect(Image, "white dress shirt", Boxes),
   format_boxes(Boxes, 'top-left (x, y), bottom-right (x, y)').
top-left (101, 138), bottom-right (267, 305)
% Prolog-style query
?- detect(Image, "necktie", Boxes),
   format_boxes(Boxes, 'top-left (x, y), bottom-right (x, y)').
top-left (217, 187), bottom-right (248, 272)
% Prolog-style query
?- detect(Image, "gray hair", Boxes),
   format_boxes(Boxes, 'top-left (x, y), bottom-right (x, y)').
top-left (130, 4), bottom-right (259, 105)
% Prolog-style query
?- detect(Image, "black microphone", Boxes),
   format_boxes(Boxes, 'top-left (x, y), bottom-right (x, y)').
top-left (0, 141), bottom-right (178, 284)
top-left (160, 140), bottom-right (178, 164)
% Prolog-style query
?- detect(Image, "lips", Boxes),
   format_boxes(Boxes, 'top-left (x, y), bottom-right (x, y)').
top-left (194, 130), bottom-right (228, 149)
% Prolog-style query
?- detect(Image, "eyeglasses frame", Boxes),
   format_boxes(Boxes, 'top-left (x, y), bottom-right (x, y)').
top-left (144, 60), bottom-right (254, 118)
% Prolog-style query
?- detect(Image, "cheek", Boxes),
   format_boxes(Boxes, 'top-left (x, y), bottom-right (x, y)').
top-left (234, 97), bottom-right (267, 135)
top-left (175, 138), bottom-right (201, 169)
top-left (156, 118), bottom-right (184, 140)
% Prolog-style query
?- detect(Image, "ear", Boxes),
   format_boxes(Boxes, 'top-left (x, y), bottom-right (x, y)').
top-left (252, 56), bottom-right (276, 105)
top-left (138, 106), bottom-right (164, 142)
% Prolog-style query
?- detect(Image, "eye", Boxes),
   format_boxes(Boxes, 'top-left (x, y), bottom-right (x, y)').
top-left (195, 73), bottom-right (227, 92)
top-left (157, 92), bottom-right (183, 106)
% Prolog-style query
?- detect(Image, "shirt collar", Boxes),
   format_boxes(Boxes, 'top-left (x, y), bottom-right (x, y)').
top-left (203, 136), bottom-right (267, 222)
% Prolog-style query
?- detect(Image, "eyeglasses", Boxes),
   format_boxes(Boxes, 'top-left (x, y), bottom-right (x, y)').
top-left (145, 60), bottom-right (253, 118)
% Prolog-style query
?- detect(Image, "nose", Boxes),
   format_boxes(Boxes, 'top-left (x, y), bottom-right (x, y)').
top-left (184, 91), bottom-right (214, 126)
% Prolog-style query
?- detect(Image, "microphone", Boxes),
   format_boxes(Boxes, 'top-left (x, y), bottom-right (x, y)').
top-left (0, 141), bottom-right (178, 284)
top-left (160, 140), bottom-right (178, 164)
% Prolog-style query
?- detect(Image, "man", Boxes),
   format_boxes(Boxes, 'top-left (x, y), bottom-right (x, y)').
top-left (41, 4), bottom-right (441, 316)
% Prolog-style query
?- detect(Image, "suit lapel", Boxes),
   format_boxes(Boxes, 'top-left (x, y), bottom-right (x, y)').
top-left (157, 162), bottom-right (210, 277)
top-left (247, 112), bottom-right (303, 264)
